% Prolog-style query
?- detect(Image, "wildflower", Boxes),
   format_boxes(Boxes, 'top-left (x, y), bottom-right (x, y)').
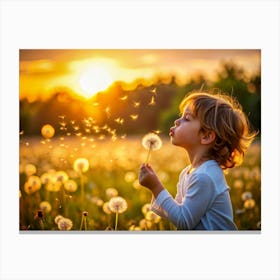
top-left (58, 217), bottom-right (73, 230)
top-left (73, 158), bottom-right (89, 173)
top-left (106, 187), bottom-right (118, 198)
top-left (244, 198), bottom-right (256, 209)
top-left (64, 180), bottom-right (78, 192)
top-left (41, 124), bottom-right (55, 139)
top-left (142, 132), bottom-right (162, 163)
top-left (39, 201), bottom-right (52, 213)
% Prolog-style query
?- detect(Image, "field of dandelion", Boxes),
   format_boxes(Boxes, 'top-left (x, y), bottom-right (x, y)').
top-left (19, 131), bottom-right (261, 231)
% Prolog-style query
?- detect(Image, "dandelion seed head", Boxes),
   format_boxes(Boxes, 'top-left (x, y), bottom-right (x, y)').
top-left (102, 202), bottom-right (112, 214)
top-left (108, 196), bottom-right (128, 214)
top-left (106, 187), bottom-right (118, 198)
top-left (41, 124), bottom-right (55, 139)
top-left (45, 181), bottom-right (61, 192)
top-left (57, 217), bottom-right (73, 230)
top-left (241, 191), bottom-right (253, 201)
top-left (54, 215), bottom-right (64, 224)
top-left (56, 171), bottom-right (69, 183)
top-left (145, 210), bottom-right (161, 223)
top-left (142, 133), bottom-right (162, 151)
top-left (64, 180), bottom-right (78, 192)
top-left (244, 198), bottom-right (256, 209)
top-left (24, 163), bottom-right (37, 176)
top-left (27, 176), bottom-right (41, 191)
top-left (39, 201), bottom-right (52, 213)
top-left (73, 158), bottom-right (89, 173)
top-left (124, 171), bottom-right (136, 183)
top-left (141, 203), bottom-right (151, 215)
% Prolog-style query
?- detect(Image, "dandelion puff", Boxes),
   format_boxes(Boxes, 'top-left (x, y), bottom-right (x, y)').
top-left (141, 203), bottom-right (151, 215)
top-left (56, 171), bottom-right (69, 183)
top-left (244, 198), bottom-right (256, 209)
top-left (241, 191), bottom-right (253, 201)
top-left (24, 163), bottom-right (37, 176)
top-left (145, 210), bottom-right (161, 223)
top-left (41, 124), bottom-right (55, 139)
top-left (73, 158), bottom-right (89, 173)
top-left (142, 132), bottom-right (162, 163)
top-left (102, 202), bottom-right (112, 214)
top-left (106, 187), bottom-right (118, 198)
top-left (58, 217), bottom-right (73, 230)
top-left (64, 180), bottom-right (78, 192)
top-left (54, 215), bottom-right (64, 224)
top-left (108, 196), bottom-right (128, 230)
top-left (39, 201), bottom-right (52, 213)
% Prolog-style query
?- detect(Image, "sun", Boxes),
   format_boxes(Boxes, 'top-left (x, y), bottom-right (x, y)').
top-left (78, 64), bottom-right (114, 98)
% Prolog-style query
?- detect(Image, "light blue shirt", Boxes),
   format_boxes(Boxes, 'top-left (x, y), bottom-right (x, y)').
top-left (151, 160), bottom-right (238, 230)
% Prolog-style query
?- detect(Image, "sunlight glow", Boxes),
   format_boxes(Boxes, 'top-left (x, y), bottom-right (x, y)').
top-left (78, 64), bottom-right (113, 98)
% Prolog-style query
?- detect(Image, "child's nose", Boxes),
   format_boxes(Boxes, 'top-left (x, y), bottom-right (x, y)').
top-left (174, 118), bottom-right (180, 126)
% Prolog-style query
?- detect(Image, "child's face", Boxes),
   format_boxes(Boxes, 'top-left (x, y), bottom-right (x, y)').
top-left (169, 105), bottom-right (202, 150)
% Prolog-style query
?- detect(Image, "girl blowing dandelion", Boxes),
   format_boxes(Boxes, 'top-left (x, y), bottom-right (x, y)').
top-left (139, 91), bottom-right (257, 230)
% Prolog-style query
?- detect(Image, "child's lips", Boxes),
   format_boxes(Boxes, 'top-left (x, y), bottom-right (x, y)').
top-left (169, 129), bottom-right (174, 136)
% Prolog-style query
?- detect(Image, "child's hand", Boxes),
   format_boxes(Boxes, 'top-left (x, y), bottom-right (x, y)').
top-left (139, 163), bottom-right (164, 198)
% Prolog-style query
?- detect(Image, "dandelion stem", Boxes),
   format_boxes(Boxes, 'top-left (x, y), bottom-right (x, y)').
top-left (80, 173), bottom-right (84, 208)
top-left (145, 146), bottom-right (152, 163)
top-left (115, 212), bottom-right (119, 230)
top-left (80, 215), bottom-right (84, 230)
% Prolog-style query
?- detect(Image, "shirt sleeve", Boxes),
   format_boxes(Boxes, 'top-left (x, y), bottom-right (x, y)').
top-left (150, 173), bottom-right (217, 229)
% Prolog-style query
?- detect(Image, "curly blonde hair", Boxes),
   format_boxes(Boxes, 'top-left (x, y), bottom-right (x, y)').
top-left (179, 91), bottom-right (257, 169)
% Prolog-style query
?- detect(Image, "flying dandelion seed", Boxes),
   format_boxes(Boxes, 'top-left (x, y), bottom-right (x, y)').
top-left (241, 191), bottom-right (253, 201)
top-left (105, 106), bottom-right (111, 118)
top-left (150, 87), bottom-right (157, 94)
top-left (41, 124), bottom-right (55, 139)
top-left (108, 196), bottom-right (128, 230)
top-left (148, 96), bottom-right (156, 106)
top-left (142, 132), bottom-right (162, 163)
top-left (114, 117), bottom-right (124, 125)
top-left (120, 95), bottom-right (128, 101)
top-left (130, 114), bottom-right (138, 120)
top-left (133, 101), bottom-right (140, 108)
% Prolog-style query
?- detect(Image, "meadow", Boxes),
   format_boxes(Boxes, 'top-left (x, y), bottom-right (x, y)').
top-left (19, 131), bottom-right (261, 231)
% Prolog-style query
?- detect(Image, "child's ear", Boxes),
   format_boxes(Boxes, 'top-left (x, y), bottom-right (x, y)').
top-left (201, 130), bottom-right (216, 145)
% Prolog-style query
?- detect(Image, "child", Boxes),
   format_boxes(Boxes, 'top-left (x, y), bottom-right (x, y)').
top-left (139, 91), bottom-right (257, 230)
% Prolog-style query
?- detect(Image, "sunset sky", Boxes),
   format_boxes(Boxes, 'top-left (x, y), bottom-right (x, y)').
top-left (19, 49), bottom-right (260, 101)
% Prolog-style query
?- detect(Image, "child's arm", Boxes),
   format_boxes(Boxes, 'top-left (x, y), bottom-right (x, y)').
top-left (139, 163), bottom-right (164, 198)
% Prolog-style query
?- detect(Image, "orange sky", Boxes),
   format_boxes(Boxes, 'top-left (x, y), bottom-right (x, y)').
top-left (19, 49), bottom-right (260, 101)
